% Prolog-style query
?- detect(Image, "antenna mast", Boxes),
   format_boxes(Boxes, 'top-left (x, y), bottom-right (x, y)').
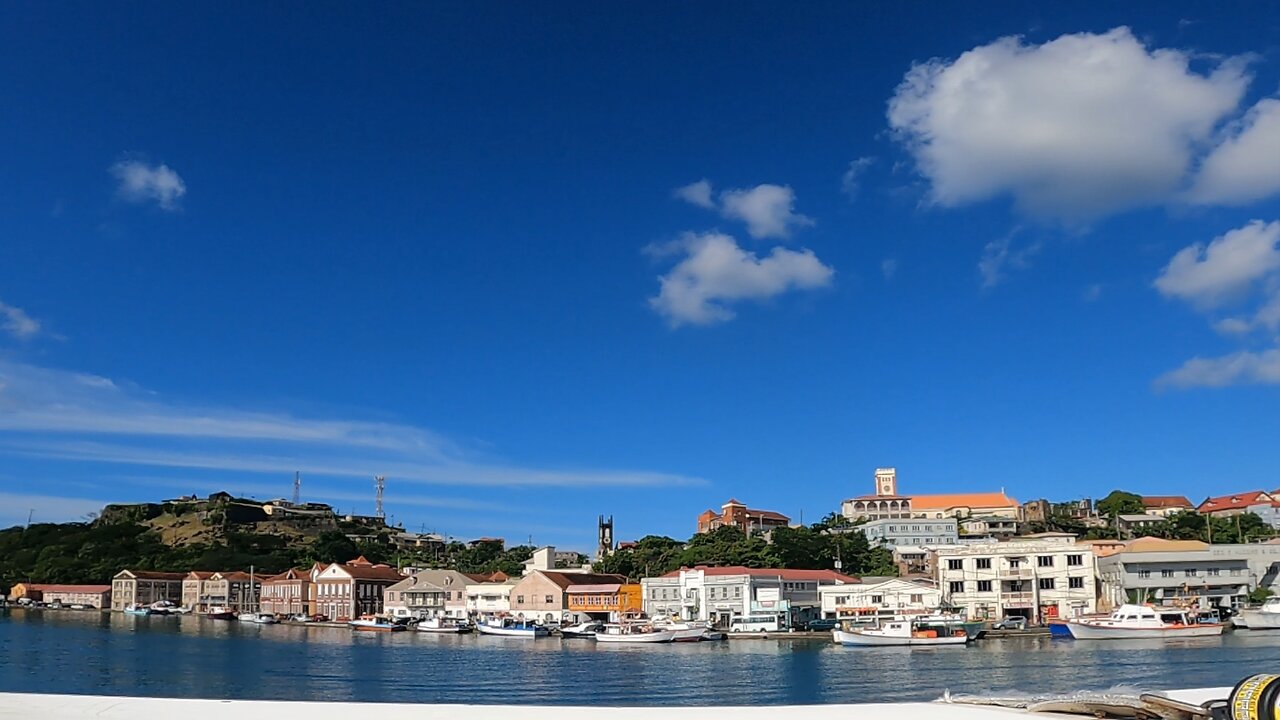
top-left (375, 475), bottom-right (386, 519)
top-left (292, 471), bottom-right (301, 506)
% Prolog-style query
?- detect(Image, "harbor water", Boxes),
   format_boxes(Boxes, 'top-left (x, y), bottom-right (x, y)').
top-left (2, 610), bottom-right (1278, 705)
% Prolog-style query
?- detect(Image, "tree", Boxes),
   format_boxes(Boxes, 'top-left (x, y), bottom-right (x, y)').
top-left (1249, 586), bottom-right (1274, 604)
top-left (1097, 491), bottom-right (1144, 519)
top-left (308, 531), bottom-right (359, 564)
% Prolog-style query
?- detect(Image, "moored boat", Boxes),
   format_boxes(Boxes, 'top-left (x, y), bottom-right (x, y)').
top-left (832, 618), bottom-right (970, 647)
top-left (1238, 598), bottom-right (1280, 629)
top-left (1065, 604), bottom-right (1224, 640)
top-left (476, 618), bottom-right (550, 638)
top-left (349, 616), bottom-right (407, 632)
top-left (558, 621), bottom-right (603, 638)
top-left (595, 622), bottom-right (675, 643)
top-left (415, 617), bottom-right (470, 633)
top-left (654, 620), bottom-right (711, 642)
top-left (122, 604), bottom-right (153, 616)
top-left (206, 606), bottom-right (236, 620)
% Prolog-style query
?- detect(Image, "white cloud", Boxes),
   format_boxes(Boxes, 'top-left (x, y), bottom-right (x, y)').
top-left (110, 159), bottom-right (187, 210)
top-left (719, 184), bottom-right (813, 239)
top-left (673, 179), bottom-right (715, 209)
top-left (1154, 220), bottom-right (1280, 307)
top-left (649, 232), bottom-right (833, 326)
top-left (978, 231), bottom-right (1039, 288)
top-left (888, 27), bottom-right (1249, 221)
top-left (0, 300), bottom-right (40, 340)
top-left (1157, 348), bottom-right (1280, 388)
top-left (1189, 98), bottom-right (1280, 205)
top-left (841, 157), bottom-right (876, 200)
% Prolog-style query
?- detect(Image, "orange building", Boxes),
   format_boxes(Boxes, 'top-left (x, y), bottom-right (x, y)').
top-left (565, 581), bottom-right (642, 620)
top-left (697, 499), bottom-right (790, 534)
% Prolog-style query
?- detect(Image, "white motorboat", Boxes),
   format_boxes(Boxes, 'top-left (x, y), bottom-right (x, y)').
top-left (558, 621), bottom-right (603, 638)
top-left (415, 617), bottom-right (471, 633)
top-left (833, 618), bottom-right (970, 647)
top-left (1238, 598), bottom-right (1280, 629)
top-left (206, 606), bottom-right (236, 620)
top-left (654, 620), bottom-right (711, 642)
top-left (475, 618), bottom-right (550, 638)
top-left (237, 612), bottom-right (258, 622)
top-left (251, 613), bottom-right (277, 624)
top-left (595, 622), bottom-right (675, 643)
top-left (349, 617), bottom-right (407, 632)
top-left (1065, 604), bottom-right (1224, 639)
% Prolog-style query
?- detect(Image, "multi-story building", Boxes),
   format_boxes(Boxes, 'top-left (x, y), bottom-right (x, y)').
top-left (260, 566), bottom-right (320, 617)
top-left (465, 578), bottom-right (518, 618)
top-left (508, 571), bottom-right (628, 624)
top-left (856, 517), bottom-right (958, 549)
top-left (841, 468), bottom-right (1019, 522)
top-left (696, 499), bottom-right (790, 535)
top-left (960, 515), bottom-right (1017, 538)
top-left (565, 581), bottom-right (642, 621)
top-left (110, 570), bottom-right (186, 611)
top-left (1095, 537), bottom-right (1280, 610)
top-left (1198, 491), bottom-right (1276, 517)
top-left (1141, 496), bottom-right (1194, 517)
top-left (181, 571), bottom-right (216, 611)
top-left (384, 574), bottom-right (447, 619)
top-left (385, 569), bottom-right (481, 619)
top-left (934, 540), bottom-right (1097, 622)
top-left (313, 556), bottom-right (405, 620)
top-left (7, 583), bottom-right (112, 609)
top-left (1116, 514), bottom-right (1166, 536)
top-left (817, 578), bottom-right (941, 621)
top-left (641, 566), bottom-right (859, 628)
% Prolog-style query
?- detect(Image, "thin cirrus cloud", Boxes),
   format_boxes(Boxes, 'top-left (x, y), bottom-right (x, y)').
top-left (1155, 220), bottom-right (1280, 388)
top-left (673, 179), bottom-right (813, 239)
top-left (647, 231), bottom-right (834, 327)
top-left (887, 26), bottom-right (1257, 222)
top-left (0, 358), bottom-right (708, 490)
top-left (109, 159), bottom-right (187, 210)
top-left (0, 299), bottom-right (41, 340)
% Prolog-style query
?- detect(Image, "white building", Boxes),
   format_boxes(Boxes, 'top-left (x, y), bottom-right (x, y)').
top-left (856, 517), bottom-right (958, 549)
top-left (641, 566), bottom-right (858, 628)
top-left (818, 578), bottom-right (942, 621)
top-left (465, 580), bottom-right (518, 618)
top-left (934, 540), bottom-right (1097, 622)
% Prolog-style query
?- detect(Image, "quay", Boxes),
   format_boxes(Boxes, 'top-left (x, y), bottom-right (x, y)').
top-left (0, 690), bottom-right (1233, 720)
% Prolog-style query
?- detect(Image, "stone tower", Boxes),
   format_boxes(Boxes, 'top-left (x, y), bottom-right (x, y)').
top-left (875, 467), bottom-right (898, 497)
top-left (597, 514), bottom-right (614, 560)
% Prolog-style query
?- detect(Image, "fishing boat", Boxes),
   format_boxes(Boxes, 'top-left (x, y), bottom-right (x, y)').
top-left (1064, 604), bottom-right (1224, 639)
top-left (122, 605), bottom-right (153, 616)
top-left (206, 606), bottom-right (236, 620)
top-left (349, 616), bottom-right (406, 632)
top-left (558, 621), bottom-right (603, 638)
top-left (595, 622), bottom-right (675, 643)
top-left (1238, 597), bottom-right (1280, 629)
top-left (832, 618), bottom-right (970, 647)
top-left (914, 612), bottom-right (986, 639)
top-left (475, 617), bottom-right (550, 638)
top-left (415, 617), bottom-right (470, 634)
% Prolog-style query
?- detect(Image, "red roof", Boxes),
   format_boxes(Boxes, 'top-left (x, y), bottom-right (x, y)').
top-left (663, 566), bottom-right (859, 583)
top-left (1142, 496), bottom-right (1193, 509)
top-left (1198, 491), bottom-right (1274, 513)
top-left (25, 584), bottom-right (112, 594)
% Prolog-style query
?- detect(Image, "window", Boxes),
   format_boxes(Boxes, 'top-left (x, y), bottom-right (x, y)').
top-left (1185, 569), bottom-right (1198, 577)
top-left (949, 581), bottom-right (965, 594)
top-left (1231, 569), bottom-right (1243, 577)
top-left (517, 595), bottom-right (525, 603)
top-left (1008, 559), bottom-right (1021, 569)
top-left (977, 580), bottom-right (992, 592)
top-left (1137, 570), bottom-right (1151, 579)
top-left (1037, 578), bottom-right (1055, 590)
top-left (1161, 570), bottom-right (1175, 578)
top-left (1067, 554), bottom-right (1083, 567)
top-left (1037, 555), bottom-right (1054, 568)
top-left (871, 595), bottom-right (883, 604)
top-left (1068, 577), bottom-right (1084, 589)
top-left (734, 587), bottom-right (741, 598)
top-left (910, 594), bottom-right (923, 603)
top-left (1209, 568), bottom-right (1221, 576)
top-left (544, 595), bottom-right (553, 603)
top-left (976, 558), bottom-right (991, 570)
top-left (947, 559), bottom-right (963, 571)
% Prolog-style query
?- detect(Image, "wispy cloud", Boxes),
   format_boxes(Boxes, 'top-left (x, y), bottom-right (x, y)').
top-left (978, 229), bottom-right (1039, 288)
top-left (672, 180), bottom-right (814, 240)
top-left (0, 300), bottom-right (41, 340)
top-left (110, 159), bottom-right (187, 211)
top-left (841, 157), bottom-right (876, 201)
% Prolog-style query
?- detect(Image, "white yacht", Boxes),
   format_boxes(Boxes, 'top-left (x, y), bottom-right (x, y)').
top-left (833, 618), bottom-right (970, 647)
top-left (1238, 597), bottom-right (1280, 629)
top-left (594, 622), bottom-right (675, 643)
top-left (415, 617), bottom-right (471, 633)
top-left (1065, 604), bottom-right (1224, 639)
top-left (475, 618), bottom-right (550, 638)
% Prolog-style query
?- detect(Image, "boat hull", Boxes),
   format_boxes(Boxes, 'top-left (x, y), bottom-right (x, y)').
top-left (476, 624), bottom-right (549, 638)
top-left (1065, 622), bottom-right (1224, 639)
top-left (832, 629), bottom-right (968, 647)
top-left (416, 625), bottom-right (470, 633)
top-left (1238, 611), bottom-right (1280, 629)
top-left (595, 630), bottom-right (676, 643)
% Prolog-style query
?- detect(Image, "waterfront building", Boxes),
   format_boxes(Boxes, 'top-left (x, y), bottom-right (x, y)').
top-left (313, 556), bottom-right (405, 620)
top-left (260, 567), bottom-right (319, 616)
top-left (388, 569), bottom-right (482, 619)
top-left (384, 575), bottom-right (447, 619)
top-left (565, 581), bottom-right (642, 621)
top-left (1142, 496), bottom-right (1194, 517)
top-left (465, 578), bottom-right (518, 617)
top-left (521, 546), bottom-right (597, 575)
top-left (181, 572), bottom-right (216, 612)
top-left (7, 583), bottom-right (112, 608)
top-left (1095, 537), bottom-right (1280, 610)
top-left (934, 540), bottom-right (1097, 622)
top-left (696, 499), bottom-right (790, 535)
top-left (110, 570), bottom-right (186, 611)
top-left (1197, 491), bottom-right (1276, 517)
top-left (508, 571), bottom-right (628, 624)
top-left (840, 468), bottom-right (1019, 522)
top-left (817, 578), bottom-right (941, 621)
top-left (856, 517), bottom-right (958, 549)
top-left (641, 566), bottom-right (858, 628)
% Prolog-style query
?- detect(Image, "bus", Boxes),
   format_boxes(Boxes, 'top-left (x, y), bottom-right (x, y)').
top-left (729, 614), bottom-right (783, 632)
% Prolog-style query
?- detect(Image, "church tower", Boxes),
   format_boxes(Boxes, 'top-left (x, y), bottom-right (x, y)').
top-left (597, 515), bottom-right (614, 560)
top-left (875, 467), bottom-right (898, 496)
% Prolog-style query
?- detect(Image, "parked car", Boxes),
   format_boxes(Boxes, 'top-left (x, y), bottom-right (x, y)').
top-left (993, 616), bottom-right (1027, 630)
top-left (800, 618), bottom-right (839, 631)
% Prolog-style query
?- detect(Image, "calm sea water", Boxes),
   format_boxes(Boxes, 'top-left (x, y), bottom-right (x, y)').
top-left (2, 610), bottom-right (1278, 705)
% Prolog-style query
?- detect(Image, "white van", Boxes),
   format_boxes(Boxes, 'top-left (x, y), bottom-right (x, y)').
top-left (729, 614), bottom-right (782, 632)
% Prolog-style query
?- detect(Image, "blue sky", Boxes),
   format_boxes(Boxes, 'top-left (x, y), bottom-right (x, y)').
top-left (3, 3), bottom-right (1280, 551)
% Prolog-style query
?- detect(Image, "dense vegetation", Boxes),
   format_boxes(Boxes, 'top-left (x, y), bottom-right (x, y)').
top-left (592, 515), bottom-right (898, 581)
top-left (1025, 489), bottom-right (1278, 544)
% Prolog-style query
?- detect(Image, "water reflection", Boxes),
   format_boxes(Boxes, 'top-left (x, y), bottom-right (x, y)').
top-left (2, 609), bottom-right (1275, 705)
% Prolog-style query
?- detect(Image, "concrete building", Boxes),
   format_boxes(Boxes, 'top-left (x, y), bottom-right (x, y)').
top-left (1141, 496), bottom-right (1194, 517)
top-left (384, 574), bottom-right (447, 619)
top-left (934, 540), bottom-right (1097, 622)
top-left (641, 566), bottom-right (859, 628)
top-left (841, 468), bottom-right (1019, 522)
top-left (1095, 537), bottom-right (1280, 610)
top-left (856, 517), bottom-right (958, 549)
top-left (696, 499), bottom-right (790, 535)
top-left (817, 578), bottom-right (942, 621)
top-left (387, 569), bottom-right (480, 619)
top-left (1198, 491), bottom-right (1276, 517)
top-left (313, 556), bottom-right (404, 620)
top-left (181, 572), bottom-right (217, 611)
top-left (508, 571), bottom-right (627, 624)
top-left (259, 566), bottom-right (320, 617)
top-left (465, 578), bottom-right (518, 618)
top-left (111, 570), bottom-right (186, 611)
top-left (960, 515), bottom-right (1017, 538)
top-left (7, 583), bottom-right (112, 608)
top-left (1117, 514), bottom-right (1166, 535)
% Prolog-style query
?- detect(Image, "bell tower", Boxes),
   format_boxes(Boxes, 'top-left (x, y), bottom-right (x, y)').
top-left (875, 467), bottom-right (897, 496)
top-left (597, 515), bottom-right (614, 560)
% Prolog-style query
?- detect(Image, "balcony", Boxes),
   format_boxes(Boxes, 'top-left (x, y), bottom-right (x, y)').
top-left (998, 568), bottom-right (1034, 580)
top-left (1001, 591), bottom-right (1033, 602)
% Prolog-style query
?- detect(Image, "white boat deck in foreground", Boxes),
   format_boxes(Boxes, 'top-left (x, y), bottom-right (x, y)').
top-left (0, 688), bottom-right (1229, 720)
